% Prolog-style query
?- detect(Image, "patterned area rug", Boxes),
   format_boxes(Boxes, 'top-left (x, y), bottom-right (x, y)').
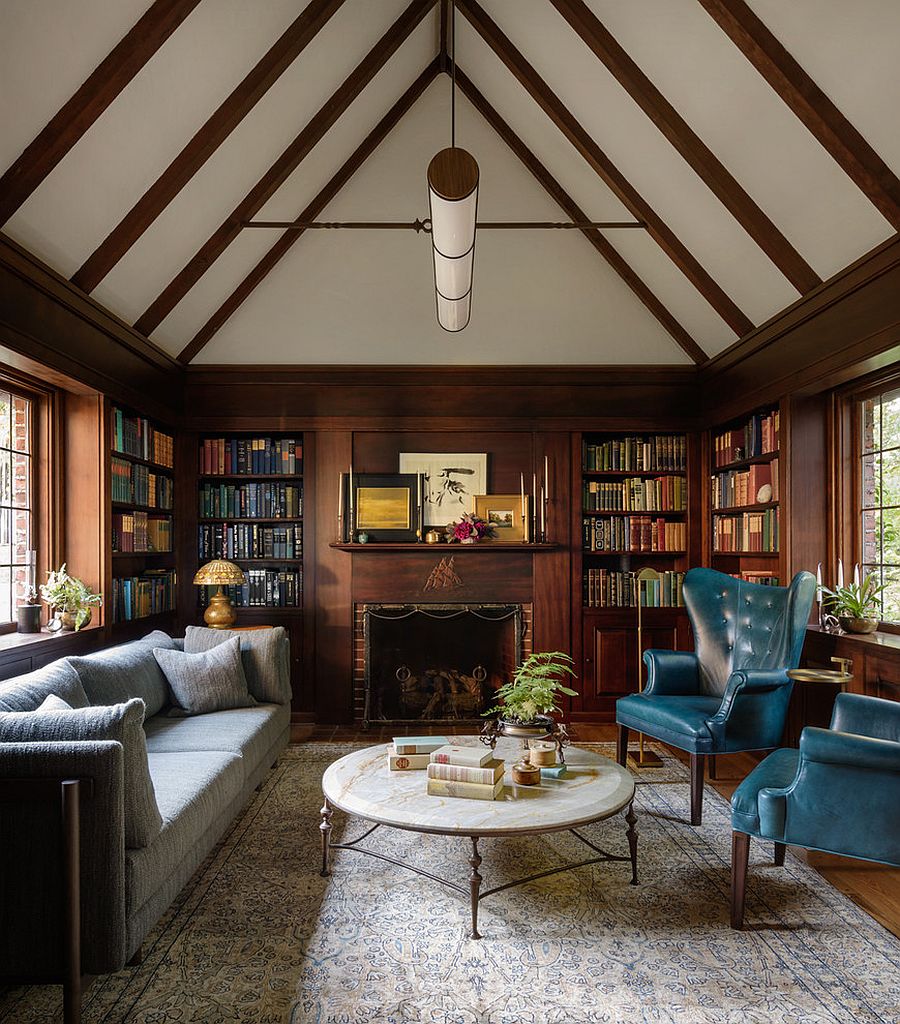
top-left (2, 742), bottom-right (898, 1024)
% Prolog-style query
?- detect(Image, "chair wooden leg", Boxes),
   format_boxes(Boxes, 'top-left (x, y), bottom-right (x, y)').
top-left (708, 754), bottom-right (717, 780)
top-left (690, 754), bottom-right (705, 825)
top-left (61, 780), bottom-right (82, 1024)
top-left (616, 725), bottom-right (629, 767)
top-left (731, 830), bottom-right (750, 929)
top-left (774, 842), bottom-right (786, 866)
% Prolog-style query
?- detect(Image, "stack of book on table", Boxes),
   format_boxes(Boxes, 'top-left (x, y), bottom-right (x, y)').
top-left (426, 744), bottom-right (505, 801)
top-left (388, 736), bottom-right (449, 770)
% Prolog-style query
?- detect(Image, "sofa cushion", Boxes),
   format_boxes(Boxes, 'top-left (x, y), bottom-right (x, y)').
top-left (67, 631), bottom-right (179, 718)
top-left (0, 697), bottom-right (162, 849)
top-left (0, 659), bottom-right (89, 711)
top-left (126, 750), bottom-right (243, 916)
top-left (731, 747), bottom-right (800, 836)
top-left (154, 637), bottom-right (255, 716)
top-left (144, 704), bottom-right (289, 776)
top-left (184, 626), bottom-right (291, 705)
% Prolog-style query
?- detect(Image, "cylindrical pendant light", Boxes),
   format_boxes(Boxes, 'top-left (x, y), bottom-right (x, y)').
top-left (428, 146), bottom-right (479, 332)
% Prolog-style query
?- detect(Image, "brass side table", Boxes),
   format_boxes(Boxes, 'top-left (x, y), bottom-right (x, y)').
top-left (787, 656), bottom-right (853, 689)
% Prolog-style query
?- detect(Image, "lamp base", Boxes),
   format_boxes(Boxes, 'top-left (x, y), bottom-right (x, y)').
top-left (203, 589), bottom-right (237, 629)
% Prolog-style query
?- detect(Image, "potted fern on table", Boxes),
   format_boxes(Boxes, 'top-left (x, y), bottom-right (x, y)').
top-left (484, 651), bottom-right (578, 736)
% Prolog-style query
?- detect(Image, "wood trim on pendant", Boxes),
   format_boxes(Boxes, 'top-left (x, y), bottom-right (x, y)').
top-left (70, 0), bottom-right (348, 294)
top-left (457, 0), bottom-right (753, 339)
top-left (134, 0), bottom-right (438, 339)
top-left (455, 69), bottom-right (706, 364)
top-left (177, 59), bottom-right (441, 364)
top-left (0, 0), bottom-right (202, 227)
top-left (698, 0), bottom-right (900, 231)
top-left (548, 0), bottom-right (820, 295)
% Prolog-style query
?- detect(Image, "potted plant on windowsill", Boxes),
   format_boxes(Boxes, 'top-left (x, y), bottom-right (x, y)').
top-left (484, 651), bottom-right (578, 736)
top-left (40, 564), bottom-right (102, 632)
top-left (822, 575), bottom-right (886, 635)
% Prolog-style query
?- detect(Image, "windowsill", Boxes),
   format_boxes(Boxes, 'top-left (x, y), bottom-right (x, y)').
top-left (806, 623), bottom-right (900, 652)
top-left (0, 623), bottom-right (102, 654)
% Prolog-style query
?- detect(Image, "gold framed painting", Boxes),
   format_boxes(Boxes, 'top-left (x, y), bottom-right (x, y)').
top-left (343, 472), bottom-right (422, 542)
top-left (474, 494), bottom-right (527, 542)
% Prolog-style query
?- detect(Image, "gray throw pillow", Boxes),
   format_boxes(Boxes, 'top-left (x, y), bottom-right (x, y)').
top-left (67, 630), bottom-right (179, 718)
top-left (153, 637), bottom-right (254, 716)
top-left (184, 626), bottom-right (291, 704)
top-left (0, 696), bottom-right (162, 849)
top-left (0, 659), bottom-right (90, 712)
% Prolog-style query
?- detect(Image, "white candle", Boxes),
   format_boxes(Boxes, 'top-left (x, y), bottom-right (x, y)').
top-left (540, 485), bottom-right (545, 539)
top-left (544, 455), bottom-right (550, 500)
top-left (853, 563), bottom-right (861, 587)
top-left (349, 463), bottom-right (355, 531)
top-left (520, 473), bottom-right (525, 517)
top-left (338, 474), bottom-right (344, 540)
top-left (532, 472), bottom-right (537, 541)
top-left (837, 558), bottom-right (844, 589)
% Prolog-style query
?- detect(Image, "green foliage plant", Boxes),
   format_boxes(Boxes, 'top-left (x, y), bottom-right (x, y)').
top-left (39, 564), bottom-right (102, 630)
top-left (822, 575), bottom-right (885, 621)
top-left (484, 651), bottom-right (578, 724)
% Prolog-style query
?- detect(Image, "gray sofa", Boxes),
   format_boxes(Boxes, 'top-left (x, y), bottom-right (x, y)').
top-left (0, 627), bottom-right (291, 1013)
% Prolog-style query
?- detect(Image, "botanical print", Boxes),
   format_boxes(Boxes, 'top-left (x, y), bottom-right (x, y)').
top-left (399, 453), bottom-right (487, 526)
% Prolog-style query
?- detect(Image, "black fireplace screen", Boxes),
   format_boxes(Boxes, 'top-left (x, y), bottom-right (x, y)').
top-left (362, 604), bottom-right (523, 727)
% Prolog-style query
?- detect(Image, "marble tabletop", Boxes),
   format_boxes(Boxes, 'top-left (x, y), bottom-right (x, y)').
top-left (321, 737), bottom-right (635, 836)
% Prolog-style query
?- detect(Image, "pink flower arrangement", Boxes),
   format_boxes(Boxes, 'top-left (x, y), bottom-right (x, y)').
top-left (446, 513), bottom-right (495, 544)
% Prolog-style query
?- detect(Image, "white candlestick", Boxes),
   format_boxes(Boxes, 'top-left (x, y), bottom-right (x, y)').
top-left (837, 558), bottom-right (844, 589)
top-left (853, 563), bottom-right (861, 588)
top-left (544, 455), bottom-right (550, 500)
top-left (540, 485), bottom-right (545, 540)
top-left (520, 473), bottom-right (525, 517)
top-left (338, 474), bottom-right (344, 540)
top-left (532, 472), bottom-right (537, 541)
top-left (816, 562), bottom-right (823, 625)
top-left (349, 463), bottom-right (354, 532)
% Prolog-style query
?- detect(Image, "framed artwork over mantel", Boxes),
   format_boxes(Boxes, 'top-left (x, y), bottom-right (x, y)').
top-left (398, 453), bottom-right (487, 527)
top-left (343, 472), bottom-right (422, 543)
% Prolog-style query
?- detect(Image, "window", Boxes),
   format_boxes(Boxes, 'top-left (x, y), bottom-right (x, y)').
top-left (0, 388), bottom-right (34, 626)
top-left (860, 386), bottom-right (900, 624)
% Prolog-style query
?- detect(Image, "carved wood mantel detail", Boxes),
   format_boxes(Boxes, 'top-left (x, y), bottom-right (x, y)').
top-left (423, 557), bottom-right (463, 591)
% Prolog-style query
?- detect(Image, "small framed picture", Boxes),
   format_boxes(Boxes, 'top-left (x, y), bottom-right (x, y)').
top-left (474, 494), bottom-right (526, 542)
top-left (343, 473), bottom-right (422, 542)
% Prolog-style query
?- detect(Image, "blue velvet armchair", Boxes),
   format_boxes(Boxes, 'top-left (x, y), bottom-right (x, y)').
top-left (730, 692), bottom-right (900, 928)
top-left (616, 567), bottom-right (816, 825)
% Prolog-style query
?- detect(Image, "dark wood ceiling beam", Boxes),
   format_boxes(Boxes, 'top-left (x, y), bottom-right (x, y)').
top-left (457, 0), bottom-right (752, 338)
top-left (0, 0), bottom-right (202, 226)
top-left (135, 0), bottom-right (437, 338)
top-left (549, 0), bottom-right (820, 295)
top-left (456, 69), bottom-right (706, 365)
top-left (178, 60), bottom-right (440, 364)
top-left (72, 0), bottom-right (347, 293)
top-left (698, 0), bottom-right (900, 230)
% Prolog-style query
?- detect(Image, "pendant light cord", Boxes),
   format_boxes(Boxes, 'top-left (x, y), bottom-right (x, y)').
top-left (451, 0), bottom-right (456, 148)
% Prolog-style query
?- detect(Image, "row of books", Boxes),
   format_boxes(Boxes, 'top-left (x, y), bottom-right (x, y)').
top-left (711, 460), bottom-right (778, 509)
top-left (713, 409), bottom-right (779, 467)
top-left (201, 568), bottom-right (302, 608)
top-left (390, 738), bottom-right (505, 801)
top-left (111, 570), bottom-right (176, 623)
top-left (198, 523), bottom-right (302, 561)
top-left (582, 516), bottom-right (687, 553)
top-left (583, 435), bottom-right (686, 472)
top-left (111, 407), bottom-right (174, 468)
top-left (583, 569), bottom-right (685, 608)
top-left (712, 509), bottom-right (779, 552)
top-left (198, 483), bottom-right (302, 520)
top-left (583, 476), bottom-right (687, 512)
top-left (731, 572), bottom-right (781, 586)
top-left (199, 437), bottom-right (302, 476)
top-left (111, 457), bottom-right (173, 509)
top-left (112, 511), bottom-right (172, 553)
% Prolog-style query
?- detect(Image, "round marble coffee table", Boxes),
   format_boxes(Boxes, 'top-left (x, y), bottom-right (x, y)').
top-left (320, 737), bottom-right (637, 938)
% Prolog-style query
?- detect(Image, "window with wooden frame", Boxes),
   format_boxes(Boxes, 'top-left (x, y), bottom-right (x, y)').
top-left (860, 385), bottom-right (900, 624)
top-left (0, 385), bottom-right (36, 628)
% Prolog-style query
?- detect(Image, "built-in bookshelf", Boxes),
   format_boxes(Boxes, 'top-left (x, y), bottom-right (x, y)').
top-left (708, 403), bottom-right (783, 586)
top-left (196, 435), bottom-right (304, 611)
top-left (108, 404), bottom-right (177, 627)
top-left (580, 433), bottom-right (689, 609)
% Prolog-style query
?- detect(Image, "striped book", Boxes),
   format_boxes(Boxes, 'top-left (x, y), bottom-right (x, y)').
top-left (387, 745), bottom-right (431, 771)
top-left (427, 759), bottom-right (504, 786)
top-left (393, 736), bottom-right (449, 755)
top-left (430, 744), bottom-right (493, 768)
top-left (426, 776), bottom-right (505, 801)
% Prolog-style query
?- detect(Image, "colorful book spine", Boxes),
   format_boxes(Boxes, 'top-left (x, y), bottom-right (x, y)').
top-left (427, 759), bottom-right (504, 786)
top-left (393, 736), bottom-right (449, 754)
top-left (430, 744), bottom-right (493, 767)
top-left (426, 777), bottom-right (505, 801)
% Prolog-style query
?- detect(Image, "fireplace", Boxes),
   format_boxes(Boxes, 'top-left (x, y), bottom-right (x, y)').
top-left (358, 603), bottom-right (529, 727)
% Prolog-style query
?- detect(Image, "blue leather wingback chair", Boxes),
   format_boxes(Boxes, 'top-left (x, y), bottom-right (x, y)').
top-left (730, 692), bottom-right (900, 928)
top-left (616, 567), bottom-right (816, 825)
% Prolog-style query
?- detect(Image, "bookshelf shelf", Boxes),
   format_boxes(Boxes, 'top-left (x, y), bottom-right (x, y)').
top-left (112, 550), bottom-right (173, 558)
top-left (711, 501), bottom-right (779, 515)
top-left (199, 473), bottom-right (302, 481)
top-left (582, 509), bottom-right (686, 518)
top-left (198, 516), bottom-right (302, 524)
top-left (713, 451), bottom-right (779, 473)
top-left (112, 502), bottom-right (174, 514)
top-left (583, 549), bottom-right (687, 556)
top-left (582, 469), bottom-right (687, 478)
top-left (110, 450), bottom-right (174, 474)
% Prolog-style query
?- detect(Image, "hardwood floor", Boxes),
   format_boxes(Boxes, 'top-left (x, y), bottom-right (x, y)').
top-left (292, 721), bottom-right (900, 939)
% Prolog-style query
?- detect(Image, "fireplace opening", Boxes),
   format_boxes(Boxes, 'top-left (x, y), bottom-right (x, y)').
top-left (362, 604), bottom-right (524, 727)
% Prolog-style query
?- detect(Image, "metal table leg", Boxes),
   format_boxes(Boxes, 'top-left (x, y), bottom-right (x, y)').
top-left (468, 836), bottom-right (483, 940)
top-left (625, 802), bottom-right (638, 885)
top-left (319, 798), bottom-right (333, 877)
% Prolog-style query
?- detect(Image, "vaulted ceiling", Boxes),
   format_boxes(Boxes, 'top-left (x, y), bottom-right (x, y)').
top-left (2, 0), bottom-right (898, 366)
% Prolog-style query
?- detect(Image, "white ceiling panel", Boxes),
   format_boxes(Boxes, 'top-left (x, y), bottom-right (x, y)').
top-left (197, 84), bottom-right (690, 365)
top-left (95, 0), bottom-right (420, 325)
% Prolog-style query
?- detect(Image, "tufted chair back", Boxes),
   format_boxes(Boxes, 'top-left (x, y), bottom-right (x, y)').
top-left (683, 568), bottom-right (816, 696)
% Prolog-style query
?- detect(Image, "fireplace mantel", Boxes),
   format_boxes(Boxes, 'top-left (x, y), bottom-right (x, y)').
top-left (330, 543), bottom-right (558, 552)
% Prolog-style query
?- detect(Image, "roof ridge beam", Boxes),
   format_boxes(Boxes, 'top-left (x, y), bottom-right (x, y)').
top-left (135, 0), bottom-right (438, 339)
top-left (698, 0), bottom-right (900, 231)
top-left (457, 0), bottom-right (753, 338)
top-left (0, 0), bottom-right (202, 226)
top-left (72, 0), bottom-right (348, 293)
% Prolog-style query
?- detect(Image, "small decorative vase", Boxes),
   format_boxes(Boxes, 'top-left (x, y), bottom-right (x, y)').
top-left (425, 530), bottom-right (441, 544)
top-left (839, 616), bottom-right (878, 634)
top-left (497, 714), bottom-right (555, 740)
top-left (357, 532), bottom-right (369, 544)
top-left (58, 608), bottom-right (90, 632)
top-left (511, 761), bottom-right (541, 786)
top-left (16, 604), bottom-right (41, 633)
